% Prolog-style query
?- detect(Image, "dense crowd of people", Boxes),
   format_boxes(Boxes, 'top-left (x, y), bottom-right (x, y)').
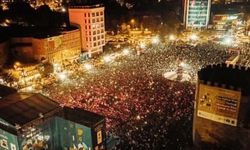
top-left (42, 41), bottom-right (231, 149)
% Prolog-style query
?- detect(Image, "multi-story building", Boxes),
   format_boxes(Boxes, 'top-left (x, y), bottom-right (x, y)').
top-left (69, 5), bottom-right (105, 57)
top-left (184, 0), bottom-right (211, 29)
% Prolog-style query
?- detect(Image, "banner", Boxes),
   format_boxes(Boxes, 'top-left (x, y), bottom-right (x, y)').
top-left (197, 84), bottom-right (241, 126)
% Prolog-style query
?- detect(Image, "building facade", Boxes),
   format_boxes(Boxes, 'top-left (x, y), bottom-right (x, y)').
top-left (32, 28), bottom-right (81, 65)
top-left (184, 0), bottom-right (211, 29)
top-left (69, 5), bottom-right (105, 57)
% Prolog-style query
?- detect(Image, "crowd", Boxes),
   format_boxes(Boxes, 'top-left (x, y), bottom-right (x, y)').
top-left (42, 41), bottom-right (231, 149)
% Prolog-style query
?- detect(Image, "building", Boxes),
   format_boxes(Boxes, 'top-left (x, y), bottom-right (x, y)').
top-left (212, 13), bottom-right (244, 32)
top-left (32, 27), bottom-right (81, 64)
top-left (224, 0), bottom-right (250, 4)
top-left (193, 63), bottom-right (250, 149)
top-left (0, 90), bottom-right (106, 150)
top-left (0, 26), bottom-right (81, 65)
top-left (184, 0), bottom-right (211, 29)
top-left (69, 5), bottom-right (105, 57)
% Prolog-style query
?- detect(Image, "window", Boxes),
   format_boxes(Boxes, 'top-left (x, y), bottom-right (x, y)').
top-left (89, 31), bottom-right (91, 35)
top-left (88, 13), bottom-right (90, 17)
top-left (86, 38), bottom-right (88, 41)
top-left (93, 37), bottom-right (96, 41)
top-left (93, 31), bottom-right (96, 35)
top-left (89, 25), bottom-right (91, 29)
top-left (101, 17), bottom-right (103, 21)
top-left (84, 13), bottom-right (86, 17)
top-left (88, 20), bottom-right (90, 23)
top-left (85, 26), bottom-right (87, 29)
top-left (97, 18), bottom-right (99, 22)
top-left (97, 30), bottom-right (100, 34)
top-left (101, 35), bottom-right (104, 39)
top-left (97, 36), bottom-right (100, 40)
top-left (101, 29), bottom-right (104, 33)
top-left (92, 19), bottom-right (95, 23)
top-left (101, 23), bottom-right (104, 27)
top-left (98, 41), bottom-right (100, 45)
top-left (100, 12), bottom-right (103, 15)
top-left (94, 42), bottom-right (96, 46)
top-left (96, 12), bottom-right (99, 16)
top-left (85, 20), bottom-right (87, 23)
top-left (92, 13), bottom-right (95, 17)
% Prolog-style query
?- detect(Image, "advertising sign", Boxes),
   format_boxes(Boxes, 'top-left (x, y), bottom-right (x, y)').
top-left (197, 84), bottom-right (241, 126)
top-left (0, 128), bottom-right (19, 150)
top-left (186, 0), bottom-right (211, 28)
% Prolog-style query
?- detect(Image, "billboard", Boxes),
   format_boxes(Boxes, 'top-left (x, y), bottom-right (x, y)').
top-left (197, 84), bottom-right (241, 126)
top-left (185, 0), bottom-right (211, 28)
top-left (0, 128), bottom-right (19, 150)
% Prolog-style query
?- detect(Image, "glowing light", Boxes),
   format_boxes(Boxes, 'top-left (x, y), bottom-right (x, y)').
top-left (136, 115), bottom-right (141, 120)
top-left (103, 55), bottom-right (112, 63)
top-left (180, 62), bottom-right (186, 67)
top-left (122, 48), bottom-right (130, 55)
top-left (140, 43), bottom-right (146, 49)
top-left (169, 35), bottom-right (176, 41)
top-left (84, 63), bottom-right (93, 70)
top-left (223, 37), bottom-right (233, 45)
top-left (62, 7), bottom-right (66, 12)
top-left (27, 86), bottom-right (33, 92)
top-left (58, 72), bottom-right (67, 81)
top-left (190, 34), bottom-right (198, 41)
top-left (152, 36), bottom-right (160, 44)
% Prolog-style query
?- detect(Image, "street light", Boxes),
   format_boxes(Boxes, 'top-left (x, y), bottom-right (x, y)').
top-left (152, 36), bottom-right (160, 44)
top-left (223, 37), bottom-right (233, 45)
top-left (130, 19), bottom-right (135, 29)
top-left (169, 34), bottom-right (176, 41)
top-left (61, 7), bottom-right (66, 12)
top-left (190, 34), bottom-right (198, 41)
top-left (58, 72), bottom-right (67, 81)
top-left (84, 63), bottom-right (93, 70)
top-left (140, 43), bottom-right (146, 49)
top-left (122, 48), bottom-right (130, 55)
top-left (103, 55), bottom-right (112, 63)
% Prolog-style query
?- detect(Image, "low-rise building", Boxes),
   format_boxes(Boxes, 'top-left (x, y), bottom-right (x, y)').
top-left (0, 90), bottom-right (106, 150)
